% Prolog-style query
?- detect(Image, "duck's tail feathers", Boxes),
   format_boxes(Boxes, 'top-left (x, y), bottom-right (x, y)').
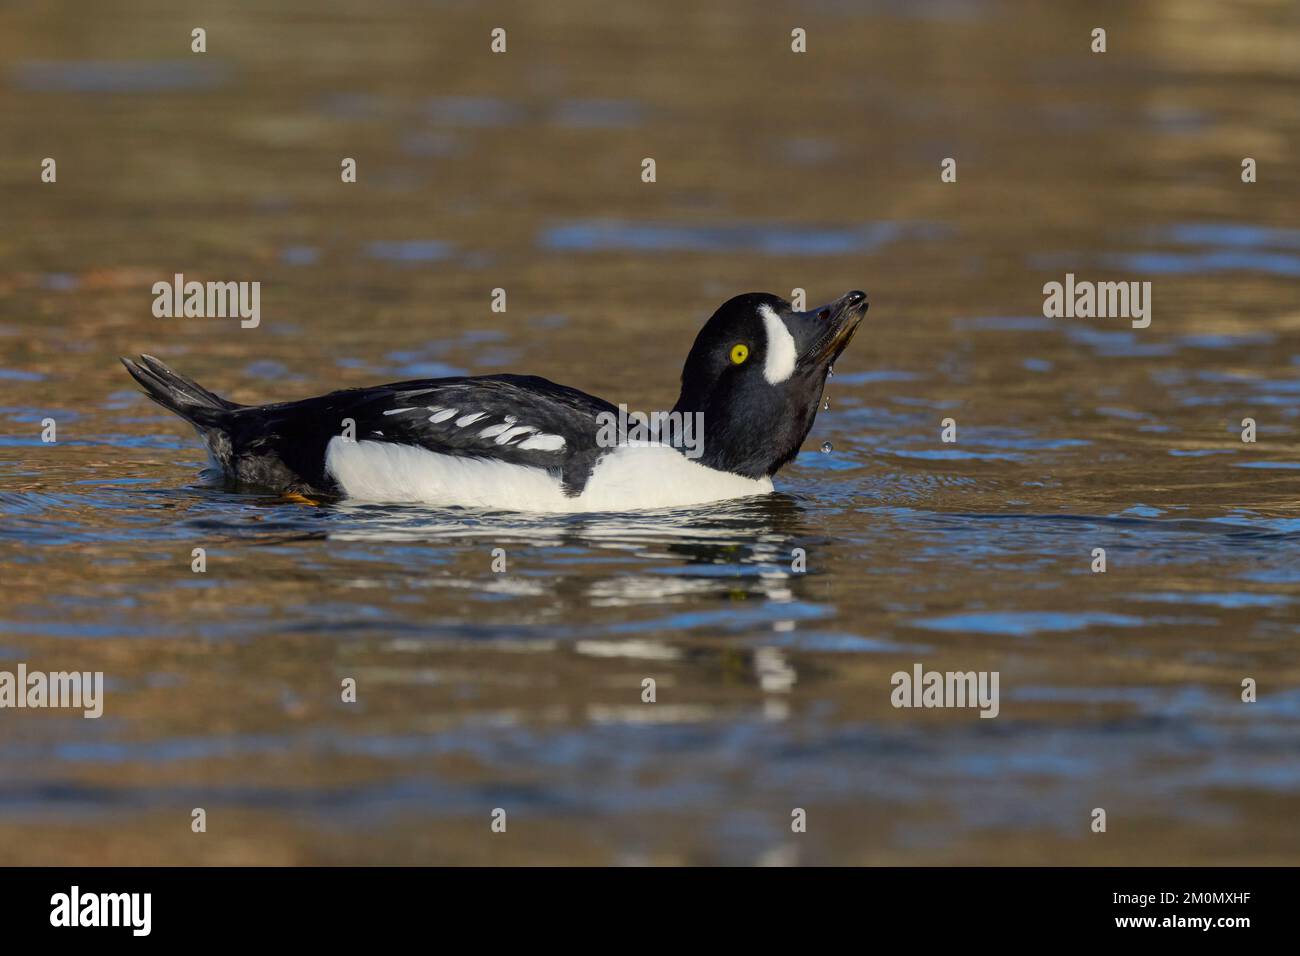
top-left (120, 354), bottom-right (237, 427)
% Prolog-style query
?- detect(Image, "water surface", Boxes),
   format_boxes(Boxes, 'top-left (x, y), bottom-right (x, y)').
top-left (1, 0), bottom-right (1298, 864)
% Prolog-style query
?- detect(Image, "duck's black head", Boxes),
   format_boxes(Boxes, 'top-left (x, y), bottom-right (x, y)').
top-left (672, 290), bottom-right (868, 478)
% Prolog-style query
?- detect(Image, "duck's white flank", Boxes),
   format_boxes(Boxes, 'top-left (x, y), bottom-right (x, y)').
top-left (324, 439), bottom-right (772, 512)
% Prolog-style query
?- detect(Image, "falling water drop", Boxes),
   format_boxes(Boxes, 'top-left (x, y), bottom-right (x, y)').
top-left (827, 365), bottom-right (834, 377)
top-left (822, 396), bottom-right (830, 411)
top-left (820, 441), bottom-right (833, 454)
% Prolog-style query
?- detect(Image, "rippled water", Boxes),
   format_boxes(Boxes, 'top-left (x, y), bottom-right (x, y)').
top-left (1, 0), bottom-right (1298, 864)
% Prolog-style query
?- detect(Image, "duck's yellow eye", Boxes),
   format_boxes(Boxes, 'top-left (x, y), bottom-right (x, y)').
top-left (729, 343), bottom-right (749, 365)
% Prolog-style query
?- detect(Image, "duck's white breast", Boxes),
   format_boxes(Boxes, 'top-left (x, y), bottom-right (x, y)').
top-left (324, 439), bottom-right (772, 512)
top-left (577, 444), bottom-right (773, 511)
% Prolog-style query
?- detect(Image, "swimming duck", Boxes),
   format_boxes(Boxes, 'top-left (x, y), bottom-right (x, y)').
top-left (122, 290), bottom-right (867, 511)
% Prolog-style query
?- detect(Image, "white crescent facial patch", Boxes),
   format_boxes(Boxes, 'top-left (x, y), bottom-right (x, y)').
top-left (758, 304), bottom-right (797, 384)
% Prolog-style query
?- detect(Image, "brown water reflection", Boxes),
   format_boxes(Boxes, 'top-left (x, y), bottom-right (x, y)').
top-left (1, 0), bottom-right (1298, 864)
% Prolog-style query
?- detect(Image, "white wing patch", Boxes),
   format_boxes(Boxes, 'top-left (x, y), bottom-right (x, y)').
top-left (758, 304), bottom-right (797, 384)
top-left (394, 404), bottom-right (565, 451)
top-left (518, 433), bottom-right (565, 451)
top-left (495, 425), bottom-right (535, 444)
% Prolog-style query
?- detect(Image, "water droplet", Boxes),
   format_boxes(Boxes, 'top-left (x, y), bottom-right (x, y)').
top-left (820, 441), bottom-right (833, 454)
top-left (822, 397), bottom-right (830, 411)
top-left (827, 365), bottom-right (834, 377)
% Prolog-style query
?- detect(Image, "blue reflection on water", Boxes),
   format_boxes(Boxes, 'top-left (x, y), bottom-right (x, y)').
top-left (539, 220), bottom-right (948, 255)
